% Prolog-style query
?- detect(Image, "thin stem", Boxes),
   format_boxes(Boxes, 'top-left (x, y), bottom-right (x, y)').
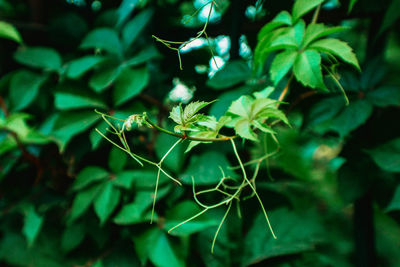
top-left (211, 201), bottom-right (232, 254)
top-left (151, 167), bottom-right (161, 224)
top-left (168, 208), bottom-right (209, 233)
top-left (311, 4), bottom-right (321, 24)
top-left (277, 73), bottom-right (294, 106)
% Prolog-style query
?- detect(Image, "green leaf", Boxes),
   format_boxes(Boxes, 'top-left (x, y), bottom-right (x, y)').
top-left (366, 86), bottom-right (400, 107)
top-left (181, 151), bottom-right (236, 185)
top-left (292, 0), bottom-right (325, 23)
top-left (386, 186), bottom-right (400, 212)
top-left (14, 47), bottom-right (62, 71)
top-left (148, 232), bottom-right (185, 267)
top-left (206, 60), bottom-right (251, 90)
top-left (257, 11), bottom-right (292, 41)
top-left (270, 50), bottom-right (297, 85)
top-left (117, 0), bottom-right (139, 26)
top-left (306, 96), bottom-right (345, 129)
top-left (22, 205), bottom-right (43, 247)
top-left (235, 118), bottom-right (258, 141)
top-left (242, 208), bottom-right (324, 266)
top-left (80, 28), bottom-right (123, 58)
top-left (51, 111), bottom-right (100, 151)
top-left (69, 183), bottom-right (103, 222)
top-left (170, 101), bottom-right (215, 127)
top-left (108, 146), bottom-right (128, 173)
top-left (309, 38), bottom-right (360, 70)
top-left (379, 0), bottom-right (400, 35)
top-left (366, 138), bottom-right (400, 173)
top-left (94, 182), bottom-right (121, 225)
top-left (124, 45), bottom-right (159, 67)
top-left (329, 100), bottom-right (373, 137)
top-left (54, 89), bottom-right (107, 110)
top-left (210, 87), bottom-right (250, 119)
top-left (0, 21), bottom-right (22, 43)
top-left (89, 64), bottom-right (123, 93)
top-left (293, 49), bottom-right (326, 90)
top-left (302, 23), bottom-right (347, 48)
top-left (113, 67), bottom-right (149, 106)
top-left (72, 166), bottom-right (109, 191)
top-left (65, 56), bottom-right (105, 79)
top-left (61, 223), bottom-right (85, 252)
top-left (122, 9), bottom-right (153, 50)
top-left (348, 0), bottom-right (358, 12)
top-left (228, 95), bottom-right (252, 118)
top-left (165, 201), bottom-right (219, 236)
top-left (10, 70), bottom-right (47, 111)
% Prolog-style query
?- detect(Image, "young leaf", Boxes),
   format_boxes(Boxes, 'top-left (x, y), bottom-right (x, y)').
top-left (293, 49), bottom-right (326, 90)
top-left (292, 0), bottom-right (325, 23)
top-left (309, 38), bottom-right (360, 70)
top-left (94, 182), bottom-right (121, 225)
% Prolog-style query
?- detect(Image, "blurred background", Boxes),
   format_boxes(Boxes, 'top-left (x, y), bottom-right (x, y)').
top-left (0, 0), bottom-right (399, 266)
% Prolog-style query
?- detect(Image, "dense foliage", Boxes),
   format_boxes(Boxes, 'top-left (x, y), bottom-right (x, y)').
top-left (0, 0), bottom-right (399, 266)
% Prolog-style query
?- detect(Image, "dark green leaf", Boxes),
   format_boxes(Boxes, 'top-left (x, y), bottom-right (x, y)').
top-left (108, 146), bottom-right (128, 173)
top-left (148, 231), bottom-right (184, 267)
top-left (379, 0), bottom-right (400, 35)
top-left (65, 56), bottom-right (105, 79)
top-left (122, 9), bottom-right (153, 50)
top-left (14, 47), bottom-right (62, 71)
top-left (206, 61), bottom-right (251, 90)
top-left (69, 183), bottom-right (103, 222)
top-left (366, 86), bottom-right (400, 107)
top-left (72, 166), bottom-right (109, 191)
top-left (292, 0), bottom-right (325, 23)
top-left (94, 182), bottom-right (121, 225)
top-left (117, 0), bottom-right (139, 26)
top-left (366, 138), bottom-right (400, 173)
top-left (10, 70), bottom-right (47, 111)
top-left (22, 205), bottom-right (43, 247)
top-left (124, 45), bottom-right (159, 67)
top-left (386, 186), bottom-right (400, 212)
top-left (61, 223), bottom-right (85, 252)
top-left (293, 49), bottom-right (326, 90)
top-left (309, 38), bottom-right (360, 70)
top-left (0, 21), bottom-right (22, 43)
top-left (80, 28), bottom-right (123, 57)
top-left (89, 64), bottom-right (123, 93)
top-left (348, 0), bottom-right (358, 12)
top-left (113, 67), bottom-right (149, 106)
top-left (155, 133), bottom-right (186, 172)
top-left (181, 151), bottom-right (236, 185)
top-left (54, 90), bottom-right (107, 110)
top-left (242, 208), bottom-right (324, 266)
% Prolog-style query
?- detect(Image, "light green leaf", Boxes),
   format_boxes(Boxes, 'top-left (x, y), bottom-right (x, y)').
top-left (292, 0), bottom-right (325, 23)
top-left (185, 131), bottom-right (217, 153)
top-left (270, 50), bottom-right (297, 85)
top-left (366, 86), bottom-right (400, 107)
top-left (61, 223), bottom-right (85, 252)
top-left (113, 67), bottom-right (149, 106)
top-left (54, 90), bottom-right (107, 110)
top-left (89, 64), bottom-right (123, 93)
top-left (309, 38), bottom-right (360, 70)
top-left (10, 70), bottom-right (47, 111)
top-left (182, 101), bottom-right (214, 123)
top-left (0, 21), bottom-right (22, 43)
top-left (210, 87), bottom-right (250, 119)
top-left (14, 47), bottom-right (62, 71)
top-left (69, 183), bottom-right (103, 222)
top-left (165, 201), bottom-right (218, 236)
top-left (65, 56), bottom-right (105, 79)
top-left (72, 166), bottom-right (109, 191)
top-left (293, 49), bottom-right (326, 90)
top-left (386, 186), bottom-right (400, 212)
top-left (206, 60), bottom-right (251, 90)
top-left (22, 205), bottom-right (43, 247)
top-left (366, 138), bottom-right (400, 173)
top-left (228, 95), bottom-right (252, 118)
top-left (235, 118), bottom-right (258, 141)
top-left (257, 11), bottom-right (292, 41)
top-left (181, 151), bottom-right (236, 185)
top-left (302, 24), bottom-right (347, 48)
top-left (80, 28), bottom-right (123, 57)
top-left (94, 182), bottom-right (121, 225)
top-left (122, 9), bottom-right (153, 50)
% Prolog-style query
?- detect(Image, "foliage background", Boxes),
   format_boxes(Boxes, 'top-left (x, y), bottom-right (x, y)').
top-left (0, 0), bottom-right (399, 266)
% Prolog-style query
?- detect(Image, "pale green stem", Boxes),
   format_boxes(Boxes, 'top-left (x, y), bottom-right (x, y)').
top-left (211, 201), bottom-right (232, 254)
